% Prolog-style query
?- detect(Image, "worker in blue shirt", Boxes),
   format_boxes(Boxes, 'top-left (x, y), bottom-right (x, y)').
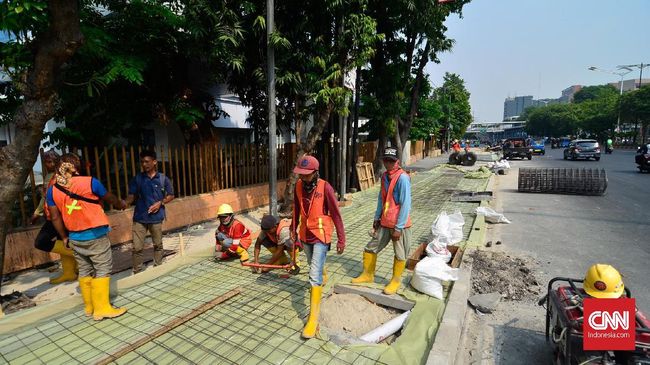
top-left (352, 147), bottom-right (412, 295)
top-left (124, 150), bottom-right (174, 274)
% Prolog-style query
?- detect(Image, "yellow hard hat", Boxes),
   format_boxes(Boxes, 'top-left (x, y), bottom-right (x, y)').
top-left (217, 203), bottom-right (234, 216)
top-left (583, 264), bottom-right (624, 299)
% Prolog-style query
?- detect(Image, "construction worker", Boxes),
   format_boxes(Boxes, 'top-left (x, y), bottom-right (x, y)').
top-left (251, 215), bottom-right (299, 273)
top-left (583, 264), bottom-right (625, 299)
top-left (124, 150), bottom-right (175, 274)
top-left (292, 155), bottom-right (346, 339)
top-left (215, 203), bottom-right (251, 262)
top-left (30, 150), bottom-right (78, 284)
top-left (452, 139), bottom-right (461, 153)
top-left (47, 153), bottom-right (128, 320)
top-left (352, 147), bottom-right (412, 295)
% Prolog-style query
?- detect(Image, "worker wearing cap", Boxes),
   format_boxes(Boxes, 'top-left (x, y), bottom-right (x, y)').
top-left (352, 147), bottom-right (412, 295)
top-left (251, 215), bottom-right (299, 273)
top-left (452, 139), bottom-right (461, 153)
top-left (292, 155), bottom-right (346, 339)
top-left (215, 203), bottom-right (252, 262)
top-left (583, 264), bottom-right (625, 299)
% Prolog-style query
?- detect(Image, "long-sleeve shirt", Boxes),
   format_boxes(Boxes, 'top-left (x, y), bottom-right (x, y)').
top-left (292, 180), bottom-right (346, 246)
top-left (33, 172), bottom-right (55, 217)
top-left (374, 172), bottom-right (412, 230)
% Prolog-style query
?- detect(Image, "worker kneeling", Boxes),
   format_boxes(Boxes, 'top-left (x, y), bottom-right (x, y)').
top-left (251, 215), bottom-right (299, 273)
top-left (352, 148), bottom-right (412, 295)
top-left (215, 204), bottom-right (252, 262)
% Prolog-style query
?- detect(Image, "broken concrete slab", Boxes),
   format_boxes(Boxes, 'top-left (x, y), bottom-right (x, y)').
top-left (333, 284), bottom-right (415, 311)
top-left (468, 292), bottom-right (501, 313)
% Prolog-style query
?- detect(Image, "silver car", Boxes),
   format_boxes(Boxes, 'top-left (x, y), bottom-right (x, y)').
top-left (563, 139), bottom-right (601, 161)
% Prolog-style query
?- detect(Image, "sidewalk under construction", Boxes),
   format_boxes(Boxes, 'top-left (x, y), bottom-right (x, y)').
top-left (0, 164), bottom-right (489, 365)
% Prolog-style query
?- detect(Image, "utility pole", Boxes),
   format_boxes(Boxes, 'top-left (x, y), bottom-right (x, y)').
top-left (267, 0), bottom-right (277, 216)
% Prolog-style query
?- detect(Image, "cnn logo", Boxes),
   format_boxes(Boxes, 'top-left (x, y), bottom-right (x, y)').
top-left (587, 311), bottom-right (629, 330)
top-left (583, 298), bottom-right (635, 351)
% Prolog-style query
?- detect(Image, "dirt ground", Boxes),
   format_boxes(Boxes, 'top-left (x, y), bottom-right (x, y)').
top-left (457, 173), bottom-right (553, 365)
top-left (470, 250), bottom-right (541, 302)
top-left (319, 293), bottom-right (400, 338)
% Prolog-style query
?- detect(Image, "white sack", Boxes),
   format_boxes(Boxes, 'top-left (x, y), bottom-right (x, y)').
top-left (410, 256), bottom-right (460, 299)
top-left (475, 206), bottom-right (511, 224)
top-left (428, 210), bottom-right (465, 250)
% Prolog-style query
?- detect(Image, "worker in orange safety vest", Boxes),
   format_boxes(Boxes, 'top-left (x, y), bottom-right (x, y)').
top-left (351, 147), bottom-right (412, 295)
top-left (215, 203), bottom-right (252, 262)
top-left (47, 153), bottom-right (128, 321)
top-left (291, 155), bottom-right (346, 339)
top-left (251, 215), bottom-right (300, 273)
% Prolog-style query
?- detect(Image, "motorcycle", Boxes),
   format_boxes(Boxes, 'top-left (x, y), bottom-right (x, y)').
top-left (605, 145), bottom-right (613, 154)
top-left (636, 144), bottom-right (650, 173)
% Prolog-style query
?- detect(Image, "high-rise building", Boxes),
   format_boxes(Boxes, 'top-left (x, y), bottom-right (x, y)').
top-left (559, 85), bottom-right (582, 103)
top-left (503, 96), bottom-right (534, 120)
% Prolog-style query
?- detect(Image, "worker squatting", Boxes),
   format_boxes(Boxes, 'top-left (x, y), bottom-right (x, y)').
top-left (40, 147), bottom-right (412, 339)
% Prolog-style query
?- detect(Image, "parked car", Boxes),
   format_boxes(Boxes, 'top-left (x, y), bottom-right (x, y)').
top-left (503, 138), bottom-right (532, 160)
top-left (563, 139), bottom-right (601, 161)
top-left (531, 139), bottom-right (545, 155)
top-left (636, 144), bottom-right (650, 172)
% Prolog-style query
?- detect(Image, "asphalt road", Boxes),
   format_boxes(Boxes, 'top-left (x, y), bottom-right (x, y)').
top-left (499, 146), bottom-right (649, 311)
top-left (461, 146), bottom-right (650, 365)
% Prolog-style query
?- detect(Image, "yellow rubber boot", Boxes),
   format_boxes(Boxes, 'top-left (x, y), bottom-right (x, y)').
top-left (91, 277), bottom-right (127, 321)
top-left (383, 258), bottom-right (406, 295)
top-left (236, 246), bottom-right (249, 262)
top-left (79, 277), bottom-right (93, 317)
top-left (50, 240), bottom-right (78, 284)
top-left (351, 252), bottom-right (377, 284)
top-left (302, 285), bottom-right (322, 339)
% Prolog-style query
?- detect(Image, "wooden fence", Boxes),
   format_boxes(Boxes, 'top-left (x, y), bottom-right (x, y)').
top-left (357, 137), bottom-right (438, 164)
top-left (11, 143), bottom-right (295, 229)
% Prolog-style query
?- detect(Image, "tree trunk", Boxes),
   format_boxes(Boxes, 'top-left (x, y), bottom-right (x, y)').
top-left (399, 39), bottom-right (431, 150)
top-left (279, 104), bottom-right (334, 214)
top-left (350, 66), bottom-right (362, 190)
top-left (0, 0), bottom-right (84, 278)
top-left (374, 131), bottom-right (387, 179)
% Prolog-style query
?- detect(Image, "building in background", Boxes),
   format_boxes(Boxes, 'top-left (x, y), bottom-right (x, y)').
top-left (559, 85), bottom-right (583, 103)
top-left (503, 95), bottom-right (534, 120)
top-left (608, 78), bottom-right (650, 92)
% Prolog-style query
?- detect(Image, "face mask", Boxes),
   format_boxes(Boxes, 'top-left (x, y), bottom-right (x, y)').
top-left (219, 214), bottom-right (233, 226)
top-left (302, 172), bottom-right (319, 192)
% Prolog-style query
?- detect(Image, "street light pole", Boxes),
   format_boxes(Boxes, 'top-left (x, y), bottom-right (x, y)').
top-left (588, 66), bottom-right (633, 136)
top-left (267, 0), bottom-right (277, 216)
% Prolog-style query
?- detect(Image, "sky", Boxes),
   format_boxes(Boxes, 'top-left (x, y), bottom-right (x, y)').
top-left (426, 0), bottom-right (650, 123)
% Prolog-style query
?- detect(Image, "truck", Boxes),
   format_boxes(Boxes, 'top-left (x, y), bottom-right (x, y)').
top-left (503, 138), bottom-right (533, 160)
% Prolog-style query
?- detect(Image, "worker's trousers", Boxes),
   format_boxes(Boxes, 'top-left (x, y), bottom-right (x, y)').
top-left (364, 226), bottom-right (412, 261)
top-left (303, 241), bottom-right (328, 287)
top-left (70, 235), bottom-right (113, 278)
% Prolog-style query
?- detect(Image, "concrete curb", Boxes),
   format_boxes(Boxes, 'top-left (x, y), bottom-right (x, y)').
top-left (425, 174), bottom-right (494, 364)
top-left (425, 262), bottom-right (472, 364)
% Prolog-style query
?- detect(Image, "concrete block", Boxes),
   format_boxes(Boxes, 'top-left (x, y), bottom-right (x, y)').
top-left (332, 284), bottom-right (415, 311)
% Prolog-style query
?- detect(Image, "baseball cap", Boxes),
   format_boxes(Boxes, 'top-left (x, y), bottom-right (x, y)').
top-left (382, 148), bottom-right (398, 161)
top-left (293, 155), bottom-right (319, 175)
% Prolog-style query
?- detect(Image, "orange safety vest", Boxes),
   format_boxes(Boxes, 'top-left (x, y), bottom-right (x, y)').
top-left (217, 219), bottom-right (253, 249)
top-left (51, 176), bottom-right (110, 232)
top-left (295, 179), bottom-right (335, 243)
top-left (265, 218), bottom-right (291, 245)
top-left (380, 170), bottom-right (412, 229)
